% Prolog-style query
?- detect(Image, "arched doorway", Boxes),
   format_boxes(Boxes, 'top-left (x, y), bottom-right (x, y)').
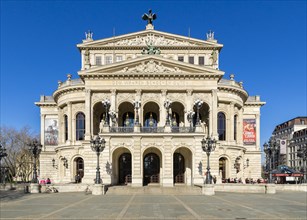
top-left (143, 102), bottom-right (160, 127)
top-left (219, 157), bottom-right (227, 180)
top-left (173, 153), bottom-right (185, 183)
top-left (74, 157), bottom-right (84, 182)
top-left (118, 153), bottom-right (132, 185)
top-left (143, 153), bottom-right (160, 185)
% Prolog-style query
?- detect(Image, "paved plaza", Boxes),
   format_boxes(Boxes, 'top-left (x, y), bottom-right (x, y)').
top-left (0, 190), bottom-right (306, 220)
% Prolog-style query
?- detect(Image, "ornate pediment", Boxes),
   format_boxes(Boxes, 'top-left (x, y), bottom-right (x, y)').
top-left (118, 60), bottom-right (182, 74)
top-left (78, 30), bottom-right (223, 49)
top-left (105, 34), bottom-right (197, 46)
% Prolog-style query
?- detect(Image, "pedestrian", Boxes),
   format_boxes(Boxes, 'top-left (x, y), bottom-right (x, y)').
top-left (46, 178), bottom-right (51, 184)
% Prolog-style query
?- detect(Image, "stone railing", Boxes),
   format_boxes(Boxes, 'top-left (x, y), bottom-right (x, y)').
top-left (108, 126), bottom-right (199, 133)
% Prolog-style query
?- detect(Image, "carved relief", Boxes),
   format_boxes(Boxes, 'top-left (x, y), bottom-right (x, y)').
top-left (92, 93), bottom-right (110, 104)
top-left (119, 60), bottom-right (182, 74)
top-left (117, 93), bottom-right (134, 105)
top-left (192, 93), bottom-right (211, 105)
top-left (142, 93), bottom-right (161, 104)
top-left (167, 93), bottom-right (185, 104)
top-left (72, 103), bottom-right (85, 114)
top-left (106, 34), bottom-right (197, 46)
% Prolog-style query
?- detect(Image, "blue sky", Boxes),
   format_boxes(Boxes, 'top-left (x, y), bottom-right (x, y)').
top-left (1, 1), bottom-right (306, 147)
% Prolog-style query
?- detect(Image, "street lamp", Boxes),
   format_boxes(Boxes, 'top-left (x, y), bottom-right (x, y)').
top-left (133, 100), bottom-right (141, 125)
top-left (28, 139), bottom-right (42, 183)
top-left (297, 145), bottom-right (307, 183)
top-left (263, 140), bottom-right (277, 184)
top-left (164, 99), bottom-right (172, 126)
top-left (90, 136), bottom-right (106, 184)
top-left (201, 136), bottom-right (217, 184)
top-left (102, 99), bottom-right (111, 126)
top-left (194, 99), bottom-right (203, 126)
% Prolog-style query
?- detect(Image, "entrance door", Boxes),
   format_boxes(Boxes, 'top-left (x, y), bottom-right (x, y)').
top-left (143, 153), bottom-right (160, 185)
top-left (76, 157), bottom-right (84, 180)
top-left (173, 153), bottom-right (185, 183)
top-left (219, 158), bottom-right (227, 180)
top-left (119, 153), bottom-right (132, 185)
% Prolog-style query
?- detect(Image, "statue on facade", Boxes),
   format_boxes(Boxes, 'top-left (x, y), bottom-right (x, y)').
top-left (210, 49), bottom-right (218, 65)
top-left (85, 30), bottom-right (93, 40)
top-left (142, 9), bottom-right (157, 25)
top-left (84, 49), bottom-right (90, 64)
top-left (99, 115), bottom-right (105, 132)
top-left (142, 41), bottom-right (161, 55)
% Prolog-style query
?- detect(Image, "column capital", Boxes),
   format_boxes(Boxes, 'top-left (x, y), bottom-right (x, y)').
top-left (85, 89), bottom-right (91, 94)
top-left (110, 89), bottom-right (116, 95)
top-left (161, 89), bottom-right (167, 96)
top-left (135, 89), bottom-right (142, 95)
top-left (186, 89), bottom-right (193, 96)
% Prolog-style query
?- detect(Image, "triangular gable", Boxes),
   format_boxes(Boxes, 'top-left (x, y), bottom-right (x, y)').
top-left (78, 55), bottom-right (224, 79)
top-left (77, 29), bottom-right (223, 49)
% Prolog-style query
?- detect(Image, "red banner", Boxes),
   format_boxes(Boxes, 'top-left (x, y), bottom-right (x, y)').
top-left (243, 119), bottom-right (256, 145)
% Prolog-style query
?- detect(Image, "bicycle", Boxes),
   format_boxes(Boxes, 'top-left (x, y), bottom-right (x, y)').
top-left (45, 185), bottom-right (59, 193)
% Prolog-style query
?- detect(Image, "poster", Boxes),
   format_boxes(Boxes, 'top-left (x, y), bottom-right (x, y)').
top-left (45, 118), bottom-right (58, 145)
top-left (243, 119), bottom-right (256, 145)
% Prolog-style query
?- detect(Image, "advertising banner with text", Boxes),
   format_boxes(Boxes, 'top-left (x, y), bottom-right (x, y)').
top-left (243, 119), bottom-right (256, 145)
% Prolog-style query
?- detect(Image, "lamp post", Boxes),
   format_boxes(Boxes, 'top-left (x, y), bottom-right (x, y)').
top-left (164, 99), bottom-right (172, 126)
top-left (263, 140), bottom-right (277, 184)
top-left (90, 136), bottom-right (106, 184)
top-left (102, 99), bottom-right (111, 126)
top-left (133, 100), bottom-right (141, 125)
top-left (297, 145), bottom-right (307, 183)
top-left (201, 136), bottom-right (217, 184)
top-left (194, 99), bottom-right (203, 126)
top-left (28, 139), bottom-right (42, 183)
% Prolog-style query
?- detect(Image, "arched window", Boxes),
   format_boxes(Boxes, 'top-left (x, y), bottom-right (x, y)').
top-left (64, 114), bottom-right (68, 141)
top-left (234, 115), bottom-right (237, 141)
top-left (218, 112), bottom-right (226, 140)
top-left (76, 112), bottom-right (85, 140)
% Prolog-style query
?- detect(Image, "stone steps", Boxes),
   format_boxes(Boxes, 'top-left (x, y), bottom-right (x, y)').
top-left (106, 185), bottom-right (202, 195)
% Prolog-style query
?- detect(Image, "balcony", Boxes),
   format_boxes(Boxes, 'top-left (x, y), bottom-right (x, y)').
top-left (108, 126), bottom-right (198, 133)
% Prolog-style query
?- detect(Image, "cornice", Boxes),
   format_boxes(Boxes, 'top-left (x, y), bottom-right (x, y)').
top-left (217, 85), bottom-right (249, 102)
top-left (53, 85), bottom-right (85, 103)
top-left (244, 102), bottom-right (266, 107)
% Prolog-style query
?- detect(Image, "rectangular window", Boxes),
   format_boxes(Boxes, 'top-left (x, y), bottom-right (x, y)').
top-left (96, 56), bottom-right (102, 66)
top-left (178, 56), bottom-right (184, 62)
top-left (199, 56), bottom-right (204, 65)
top-left (116, 56), bottom-right (123, 62)
top-left (105, 56), bottom-right (113, 64)
top-left (188, 56), bottom-right (194, 64)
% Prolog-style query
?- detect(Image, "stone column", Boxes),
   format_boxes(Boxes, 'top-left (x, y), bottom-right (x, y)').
top-left (67, 102), bottom-right (72, 144)
top-left (237, 108), bottom-right (243, 145)
top-left (256, 114), bottom-right (260, 151)
top-left (163, 137), bottom-right (173, 187)
top-left (85, 89), bottom-right (91, 140)
top-left (229, 102), bottom-right (234, 142)
top-left (41, 114), bottom-right (46, 149)
top-left (161, 90), bottom-right (167, 126)
top-left (211, 89), bottom-right (218, 138)
top-left (186, 90), bottom-right (193, 126)
top-left (132, 137), bottom-right (142, 187)
top-left (110, 89), bottom-right (116, 112)
top-left (57, 108), bottom-right (62, 145)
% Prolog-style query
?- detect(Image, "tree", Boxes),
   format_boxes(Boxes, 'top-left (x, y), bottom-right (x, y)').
top-left (0, 126), bottom-right (38, 183)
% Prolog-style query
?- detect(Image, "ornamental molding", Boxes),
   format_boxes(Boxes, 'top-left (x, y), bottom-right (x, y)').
top-left (105, 34), bottom-right (197, 47)
top-left (71, 103), bottom-right (85, 114)
top-left (118, 60), bottom-right (182, 74)
top-left (92, 93), bottom-right (110, 105)
top-left (117, 93), bottom-right (134, 105)
top-left (141, 93), bottom-right (161, 105)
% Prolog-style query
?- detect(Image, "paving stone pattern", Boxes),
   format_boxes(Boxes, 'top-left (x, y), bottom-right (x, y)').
top-left (0, 190), bottom-right (306, 219)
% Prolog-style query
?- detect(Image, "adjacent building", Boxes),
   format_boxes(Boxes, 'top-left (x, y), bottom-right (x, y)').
top-left (35, 12), bottom-right (265, 186)
top-left (270, 117), bottom-right (307, 170)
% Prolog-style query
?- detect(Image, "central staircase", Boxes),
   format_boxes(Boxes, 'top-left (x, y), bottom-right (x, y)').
top-left (106, 185), bottom-right (202, 195)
